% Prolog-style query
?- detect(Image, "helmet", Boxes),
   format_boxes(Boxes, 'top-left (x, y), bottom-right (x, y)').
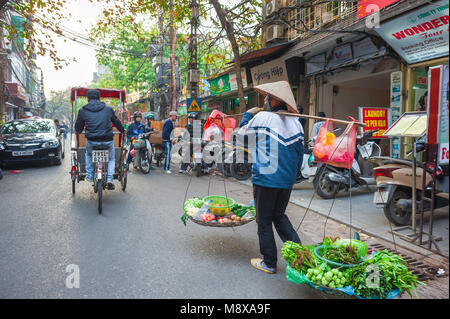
top-left (188, 113), bottom-right (198, 119)
top-left (146, 114), bottom-right (155, 120)
top-left (133, 111), bottom-right (142, 119)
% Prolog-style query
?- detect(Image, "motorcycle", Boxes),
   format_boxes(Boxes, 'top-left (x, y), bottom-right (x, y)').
top-left (296, 137), bottom-right (318, 183)
top-left (313, 129), bottom-right (381, 199)
top-left (372, 143), bottom-right (449, 226)
top-left (130, 132), bottom-right (153, 174)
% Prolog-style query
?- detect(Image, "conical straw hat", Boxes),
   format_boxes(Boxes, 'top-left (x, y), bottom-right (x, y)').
top-left (254, 80), bottom-right (298, 114)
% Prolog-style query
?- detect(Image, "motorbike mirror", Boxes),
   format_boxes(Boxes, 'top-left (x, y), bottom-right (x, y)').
top-left (416, 143), bottom-right (425, 153)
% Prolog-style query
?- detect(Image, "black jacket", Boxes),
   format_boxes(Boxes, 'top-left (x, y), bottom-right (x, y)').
top-left (75, 100), bottom-right (124, 141)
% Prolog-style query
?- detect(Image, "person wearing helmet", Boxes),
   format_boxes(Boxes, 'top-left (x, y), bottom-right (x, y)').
top-left (179, 112), bottom-right (198, 173)
top-left (126, 111), bottom-right (151, 166)
top-left (145, 114), bottom-right (155, 132)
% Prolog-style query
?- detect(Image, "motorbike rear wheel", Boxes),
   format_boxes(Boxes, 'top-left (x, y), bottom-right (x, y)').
top-left (139, 150), bottom-right (151, 174)
top-left (383, 190), bottom-right (411, 226)
top-left (230, 162), bottom-right (252, 181)
top-left (314, 167), bottom-right (340, 199)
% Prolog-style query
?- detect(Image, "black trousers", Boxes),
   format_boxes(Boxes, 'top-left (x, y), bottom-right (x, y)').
top-left (253, 184), bottom-right (301, 268)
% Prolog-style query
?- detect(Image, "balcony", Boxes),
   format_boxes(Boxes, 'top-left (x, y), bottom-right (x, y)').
top-left (285, 0), bottom-right (359, 41)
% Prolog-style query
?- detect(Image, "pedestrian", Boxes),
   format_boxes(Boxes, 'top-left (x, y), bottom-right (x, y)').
top-left (297, 106), bottom-right (306, 131)
top-left (179, 112), bottom-right (197, 173)
top-left (239, 80), bottom-right (304, 274)
top-left (74, 89), bottom-right (125, 190)
top-left (312, 112), bottom-right (326, 137)
top-left (162, 111), bottom-right (178, 174)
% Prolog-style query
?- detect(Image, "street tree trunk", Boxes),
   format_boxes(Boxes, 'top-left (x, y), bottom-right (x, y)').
top-left (209, 0), bottom-right (246, 114)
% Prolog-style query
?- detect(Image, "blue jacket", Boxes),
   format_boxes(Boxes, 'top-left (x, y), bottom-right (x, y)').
top-left (127, 121), bottom-right (148, 140)
top-left (162, 119), bottom-right (174, 141)
top-left (239, 109), bottom-right (304, 190)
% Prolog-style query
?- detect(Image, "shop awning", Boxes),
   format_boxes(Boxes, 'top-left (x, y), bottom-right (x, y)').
top-left (229, 41), bottom-right (295, 64)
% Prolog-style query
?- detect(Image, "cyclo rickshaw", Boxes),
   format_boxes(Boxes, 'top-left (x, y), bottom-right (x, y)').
top-left (69, 87), bottom-right (128, 214)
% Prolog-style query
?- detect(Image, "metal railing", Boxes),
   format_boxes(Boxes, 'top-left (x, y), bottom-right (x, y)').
top-left (285, 0), bottom-right (359, 41)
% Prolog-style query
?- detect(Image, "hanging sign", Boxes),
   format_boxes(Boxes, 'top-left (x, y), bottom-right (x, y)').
top-left (229, 69), bottom-right (248, 91)
top-left (359, 107), bottom-right (391, 139)
top-left (358, 0), bottom-right (400, 19)
top-left (210, 74), bottom-right (231, 96)
top-left (375, 0), bottom-right (449, 64)
top-left (251, 58), bottom-right (288, 86)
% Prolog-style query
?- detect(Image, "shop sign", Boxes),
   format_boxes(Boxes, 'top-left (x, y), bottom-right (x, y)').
top-left (251, 58), bottom-right (288, 86)
top-left (358, 0), bottom-right (400, 19)
top-left (210, 73), bottom-right (231, 96)
top-left (229, 69), bottom-right (248, 91)
top-left (208, 101), bottom-right (223, 111)
top-left (390, 71), bottom-right (403, 158)
top-left (427, 65), bottom-right (449, 164)
top-left (375, 0), bottom-right (449, 64)
top-left (328, 43), bottom-right (353, 68)
top-left (306, 53), bottom-right (326, 75)
top-left (353, 37), bottom-right (383, 58)
top-left (359, 107), bottom-right (392, 139)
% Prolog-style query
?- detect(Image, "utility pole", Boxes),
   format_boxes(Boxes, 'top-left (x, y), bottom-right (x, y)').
top-left (169, 0), bottom-right (177, 113)
top-left (187, 0), bottom-right (200, 100)
top-left (0, 5), bottom-right (7, 124)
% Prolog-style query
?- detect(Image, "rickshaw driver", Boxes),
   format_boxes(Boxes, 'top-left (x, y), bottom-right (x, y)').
top-left (75, 89), bottom-right (125, 190)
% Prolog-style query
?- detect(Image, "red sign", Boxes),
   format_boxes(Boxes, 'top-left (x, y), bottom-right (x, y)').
top-left (358, 0), bottom-right (399, 19)
top-left (360, 107), bottom-right (391, 138)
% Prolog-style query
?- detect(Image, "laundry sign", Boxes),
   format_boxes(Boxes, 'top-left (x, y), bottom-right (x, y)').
top-left (375, 0), bottom-right (449, 64)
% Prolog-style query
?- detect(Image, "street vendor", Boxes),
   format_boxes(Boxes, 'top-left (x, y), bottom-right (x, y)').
top-left (239, 80), bottom-right (304, 274)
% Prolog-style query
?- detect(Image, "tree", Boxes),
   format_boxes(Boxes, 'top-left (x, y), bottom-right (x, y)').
top-left (45, 88), bottom-right (72, 123)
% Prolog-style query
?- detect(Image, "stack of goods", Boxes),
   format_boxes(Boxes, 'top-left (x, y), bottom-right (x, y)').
top-left (181, 196), bottom-right (256, 226)
top-left (282, 237), bottom-right (423, 299)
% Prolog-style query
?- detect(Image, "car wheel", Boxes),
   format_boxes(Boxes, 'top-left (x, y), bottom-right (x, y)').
top-left (54, 148), bottom-right (62, 166)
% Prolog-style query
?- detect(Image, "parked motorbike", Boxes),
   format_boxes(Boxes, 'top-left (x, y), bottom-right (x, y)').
top-left (372, 143), bottom-right (449, 226)
top-left (222, 134), bottom-right (252, 181)
top-left (296, 137), bottom-right (318, 183)
top-left (131, 132), bottom-right (153, 174)
top-left (313, 129), bottom-right (381, 199)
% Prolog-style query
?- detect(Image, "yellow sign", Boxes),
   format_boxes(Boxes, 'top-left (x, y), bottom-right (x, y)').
top-left (187, 98), bottom-right (202, 112)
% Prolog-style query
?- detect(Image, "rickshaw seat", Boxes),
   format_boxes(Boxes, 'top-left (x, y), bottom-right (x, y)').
top-left (92, 145), bottom-right (110, 151)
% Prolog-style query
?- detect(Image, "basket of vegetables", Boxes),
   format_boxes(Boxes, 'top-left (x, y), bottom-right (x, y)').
top-left (282, 237), bottom-right (423, 299)
top-left (181, 198), bottom-right (256, 227)
top-left (313, 237), bottom-right (367, 268)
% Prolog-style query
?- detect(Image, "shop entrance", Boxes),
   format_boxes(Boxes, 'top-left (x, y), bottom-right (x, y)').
top-left (329, 72), bottom-right (392, 156)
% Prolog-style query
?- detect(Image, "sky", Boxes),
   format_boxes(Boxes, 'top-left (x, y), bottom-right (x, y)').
top-left (36, 0), bottom-right (103, 97)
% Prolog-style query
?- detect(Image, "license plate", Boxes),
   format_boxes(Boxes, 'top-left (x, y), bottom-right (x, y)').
top-left (374, 191), bottom-right (389, 205)
top-left (12, 151), bottom-right (33, 156)
top-left (92, 150), bottom-right (109, 163)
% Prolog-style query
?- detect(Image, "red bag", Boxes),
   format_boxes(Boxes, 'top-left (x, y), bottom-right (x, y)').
top-left (313, 120), bottom-right (356, 169)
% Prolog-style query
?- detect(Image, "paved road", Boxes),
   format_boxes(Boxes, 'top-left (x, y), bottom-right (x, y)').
top-left (0, 146), bottom-right (332, 299)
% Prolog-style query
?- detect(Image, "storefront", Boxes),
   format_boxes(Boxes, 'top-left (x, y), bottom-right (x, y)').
top-left (375, 0), bottom-right (449, 157)
top-left (302, 35), bottom-right (399, 156)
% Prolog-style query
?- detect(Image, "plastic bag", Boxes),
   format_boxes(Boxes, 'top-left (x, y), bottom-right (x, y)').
top-left (313, 120), bottom-right (356, 169)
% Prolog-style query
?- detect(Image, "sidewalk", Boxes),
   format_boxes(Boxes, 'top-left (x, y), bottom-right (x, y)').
top-left (239, 179), bottom-right (449, 257)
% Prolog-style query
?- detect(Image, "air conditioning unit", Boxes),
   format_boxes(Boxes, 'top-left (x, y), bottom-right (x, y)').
top-left (266, 25), bottom-right (284, 43)
top-left (265, 0), bottom-right (285, 18)
top-left (189, 69), bottom-right (201, 83)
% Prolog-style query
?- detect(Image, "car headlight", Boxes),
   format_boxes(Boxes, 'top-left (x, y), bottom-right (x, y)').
top-left (42, 140), bottom-right (60, 148)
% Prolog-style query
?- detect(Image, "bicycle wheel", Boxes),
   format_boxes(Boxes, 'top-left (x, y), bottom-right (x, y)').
top-left (72, 180), bottom-right (76, 194)
top-left (121, 163), bottom-right (127, 191)
top-left (98, 180), bottom-right (103, 214)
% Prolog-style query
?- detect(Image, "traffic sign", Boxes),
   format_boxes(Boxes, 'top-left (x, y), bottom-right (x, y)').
top-left (187, 98), bottom-right (202, 112)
